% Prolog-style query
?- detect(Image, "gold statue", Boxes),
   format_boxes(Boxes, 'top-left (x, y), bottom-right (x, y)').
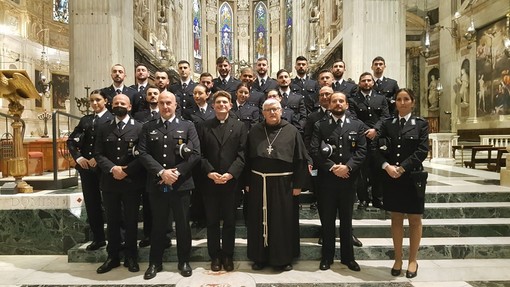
top-left (0, 70), bottom-right (41, 193)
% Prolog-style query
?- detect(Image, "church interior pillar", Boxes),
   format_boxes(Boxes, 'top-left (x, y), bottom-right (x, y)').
top-left (69, 0), bottom-right (134, 114)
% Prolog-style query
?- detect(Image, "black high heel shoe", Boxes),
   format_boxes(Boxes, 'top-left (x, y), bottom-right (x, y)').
top-left (406, 263), bottom-right (418, 278)
top-left (391, 261), bottom-right (402, 276)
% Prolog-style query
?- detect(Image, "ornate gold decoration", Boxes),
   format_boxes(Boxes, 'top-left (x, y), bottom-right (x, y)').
top-left (0, 70), bottom-right (41, 193)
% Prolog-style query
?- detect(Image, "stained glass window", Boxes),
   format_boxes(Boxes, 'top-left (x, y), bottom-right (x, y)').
top-left (254, 2), bottom-right (268, 62)
top-left (284, 0), bottom-right (293, 70)
top-left (53, 0), bottom-right (69, 24)
top-left (219, 2), bottom-right (234, 61)
top-left (192, 0), bottom-right (203, 73)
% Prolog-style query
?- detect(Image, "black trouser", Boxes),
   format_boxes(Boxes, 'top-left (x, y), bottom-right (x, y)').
top-left (102, 190), bottom-right (140, 259)
top-left (141, 191), bottom-right (152, 239)
top-left (202, 180), bottom-right (237, 259)
top-left (318, 184), bottom-right (356, 263)
top-left (78, 168), bottom-right (105, 242)
top-left (149, 189), bottom-right (191, 265)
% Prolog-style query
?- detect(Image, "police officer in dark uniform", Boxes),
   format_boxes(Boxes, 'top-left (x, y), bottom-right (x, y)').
top-left (311, 91), bottom-right (367, 272)
top-left (138, 91), bottom-right (200, 279)
top-left (101, 64), bottom-right (139, 113)
top-left (169, 60), bottom-right (197, 112)
top-left (94, 94), bottom-right (144, 274)
top-left (67, 90), bottom-right (112, 251)
top-left (292, 56), bottom-right (320, 114)
top-left (232, 82), bottom-right (260, 130)
top-left (371, 56), bottom-right (400, 115)
top-left (348, 72), bottom-right (390, 209)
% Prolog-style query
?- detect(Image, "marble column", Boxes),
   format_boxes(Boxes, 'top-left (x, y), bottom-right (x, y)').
top-left (237, 2), bottom-right (250, 65)
top-left (342, 0), bottom-right (405, 83)
top-left (205, 1), bottom-right (217, 75)
top-left (69, 0), bottom-right (134, 115)
top-left (438, 0), bottom-right (458, 132)
top-left (269, 2), bottom-right (281, 76)
top-left (429, 133), bottom-right (458, 165)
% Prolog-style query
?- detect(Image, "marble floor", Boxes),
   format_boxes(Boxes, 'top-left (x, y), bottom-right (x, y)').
top-left (1, 162), bottom-right (510, 286)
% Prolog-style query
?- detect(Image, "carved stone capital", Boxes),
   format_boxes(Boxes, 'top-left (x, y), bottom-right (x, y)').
top-left (206, 6), bottom-right (217, 22)
top-left (237, 0), bottom-right (249, 10)
top-left (269, 6), bottom-right (280, 22)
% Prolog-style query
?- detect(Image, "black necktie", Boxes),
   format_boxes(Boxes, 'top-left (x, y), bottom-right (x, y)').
top-left (151, 111), bottom-right (157, 118)
top-left (200, 108), bottom-right (205, 114)
top-left (182, 83), bottom-right (187, 90)
top-left (334, 82), bottom-right (339, 89)
top-left (139, 86), bottom-right (144, 92)
top-left (338, 118), bottom-right (343, 127)
top-left (222, 79), bottom-right (227, 85)
top-left (283, 92), bottom-right (288, 98)
top-left (400, 118), bottom-right (406, 130)
top-left (260, 79), bottom-right (265, 86)
top-left (117, 121), bottom-right (125, 130)
top-left (116, 89), bottom-right (122, 94)
top-left (376, 79), bottom-right (382, 87)
top-left (93, 115), bottom-right (99, 128)
top-left (164, 120), bottom-right (169, 129)
top-left (301, 78), bottom-right (306, 85)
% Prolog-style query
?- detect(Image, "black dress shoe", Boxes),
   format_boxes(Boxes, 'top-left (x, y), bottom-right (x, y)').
top-left (352, 234), bottom-right (363, 247)
top-left (342, 260), bottom-right (361, 272)
top-left (96, 258), bottom-right (120, 274)
top-left (222, 257), bottom-right (234, 272)
top-left (178, 262), bottom-right (192, 277)
top-left (319, 259), bottom-right (332, 270)
top-left (144, 264), bottom-right (162, 280)
top-left (210, 258), bottom-right (222, 272)
top-left (86, 241), bottom-right (106, 251)
top-left (281, 264), bottom-right (293, 271)
top-left (317, 237), bottom-right (323, 245)
top-left (406, 264), bottom-right (418, 278)
top-left (138, 238), bottom-right (150, 248)
top-left (123, 257), bottom-right (139, 272)
top-left (391, 268), bottom-right (401, 276)
top-left (251, 262), bottom-right (265, 270)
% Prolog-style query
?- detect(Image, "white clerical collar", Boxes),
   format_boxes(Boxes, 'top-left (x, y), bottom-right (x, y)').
top-left (218, 113), bottom-right (229, 124)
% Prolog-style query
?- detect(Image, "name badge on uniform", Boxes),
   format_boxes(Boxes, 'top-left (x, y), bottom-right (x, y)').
top-left (411, 119), bottom-right (416, 125)
top-left (178, 138), bottom-right (183, 145)
top-left (177, 130), bottom-right (184, 133)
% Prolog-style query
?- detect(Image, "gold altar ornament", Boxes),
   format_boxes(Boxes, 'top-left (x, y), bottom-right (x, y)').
top-left (0, 70), bottom-right (41, 193)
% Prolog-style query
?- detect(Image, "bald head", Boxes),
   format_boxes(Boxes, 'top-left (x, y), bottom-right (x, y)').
top-left (158, 91), bottom-right (177, 120)
top-left (112, 94), bottom-right (131, 119)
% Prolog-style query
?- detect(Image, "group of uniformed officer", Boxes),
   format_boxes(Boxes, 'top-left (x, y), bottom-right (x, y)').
top-left (67, 54), bottom-right (402, 279)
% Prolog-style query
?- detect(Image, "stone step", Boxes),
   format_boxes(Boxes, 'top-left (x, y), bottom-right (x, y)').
top-left (137, 218), bottom-right (510, 240)
top-left (294, 202), bottom-right (510, 220)
top-left (67, 236), bottom-right (510, 263)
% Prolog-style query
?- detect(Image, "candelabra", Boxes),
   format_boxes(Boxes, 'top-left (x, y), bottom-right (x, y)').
top-left (37, 110), bottom-right (52, 138)
top-left (76, 86), bottom-right (91, 115)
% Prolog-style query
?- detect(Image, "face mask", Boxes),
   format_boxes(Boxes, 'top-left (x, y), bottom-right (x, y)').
top-left (112, 106), bottom-right (128, 117)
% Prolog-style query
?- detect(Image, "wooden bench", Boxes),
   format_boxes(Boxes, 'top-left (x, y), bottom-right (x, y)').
top-left (464, 146), bottom-right (507, 169)
top-left (452, 144), bottom-right (492, 163)
top-left (487, 148), bottom-right (508, 172)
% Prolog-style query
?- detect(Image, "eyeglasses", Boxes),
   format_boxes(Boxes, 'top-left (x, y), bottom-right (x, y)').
top-left (263, 107), bottom-right (281, 113)
top-left (319, 93), bottom-right (332, 97)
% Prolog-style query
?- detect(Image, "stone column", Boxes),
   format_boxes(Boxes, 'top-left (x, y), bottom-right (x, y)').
top-left (69, 0), bottom-right (134, 115)
top-left (342, 0), bottom-right (405, 83)
top-left (205, 1), bottom-right (218, 75)
top-left (438, 0), bottom-right (457, 132)
top-left (269, 1), bottom-right (281, 76)
top-left (237, 1), bottom-right (250, 65)
top-left (429, 133), bottom-right (457, 165)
